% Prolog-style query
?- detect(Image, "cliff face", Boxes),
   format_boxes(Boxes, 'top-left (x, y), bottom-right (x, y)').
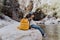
top-left (0, 0), bottom-right (3, 19)
top-left (18, 0), bottom-right (60, 17)
top-left (0, 0), bottom-right (60, 19)
top-left (0, 0), bottom-right (3, 5)
top-left (0, 0), bottom-right (3, 11)
top-left (0, 0), bottom-right (23, 21)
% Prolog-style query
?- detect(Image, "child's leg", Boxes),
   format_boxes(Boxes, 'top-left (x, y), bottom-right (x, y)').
top-left (31, 24), bottom-right (45, 36)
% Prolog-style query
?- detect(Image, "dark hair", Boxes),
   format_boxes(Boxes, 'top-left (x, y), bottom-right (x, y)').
top-left (26, 12), bottom-right (35, 18)
top-left (26, 14), bottom-right (32, 18)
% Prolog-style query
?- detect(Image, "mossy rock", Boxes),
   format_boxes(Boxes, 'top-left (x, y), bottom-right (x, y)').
top-left (33, 8), bottom-right (46, 21)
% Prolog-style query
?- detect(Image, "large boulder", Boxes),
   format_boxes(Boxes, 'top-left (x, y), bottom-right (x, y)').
top-left (0, 15), bottom-right (42, 40)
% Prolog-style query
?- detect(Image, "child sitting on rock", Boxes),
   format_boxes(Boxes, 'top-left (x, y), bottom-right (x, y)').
top-left (26, 12), bottom-right (46, 37)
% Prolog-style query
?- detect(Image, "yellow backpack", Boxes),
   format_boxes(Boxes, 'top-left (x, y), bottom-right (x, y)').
top-left (18, 18), bottom-right (29, 30)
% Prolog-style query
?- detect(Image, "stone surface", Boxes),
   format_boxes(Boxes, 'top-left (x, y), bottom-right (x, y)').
top-left (0, 15), bottom-right (42, 40)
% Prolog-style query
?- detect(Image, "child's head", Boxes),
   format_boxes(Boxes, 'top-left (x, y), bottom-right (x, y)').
top-left (26, 12), bottom-right (35, 18)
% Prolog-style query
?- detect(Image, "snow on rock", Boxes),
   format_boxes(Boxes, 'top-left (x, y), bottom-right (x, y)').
top-left (0, 15), bottom-right (42, 40)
